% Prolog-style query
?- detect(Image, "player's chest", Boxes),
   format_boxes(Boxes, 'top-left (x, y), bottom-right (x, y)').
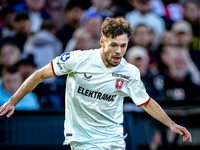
top-left (74, 71), bottom-right (130, 94)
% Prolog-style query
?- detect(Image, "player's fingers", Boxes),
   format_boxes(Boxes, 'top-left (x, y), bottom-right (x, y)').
top-left (0, 106), bottom-right (9, 116)
top-left (0, 103), bottom-right (6, 113)
top-left (0, 106), bottom-right (4, 115)
top-left (189, 135), bottom-right (192, 143)
top-left (183, 134), bottom-right (187, 142)
top-left (0, 103), bottom-right (15, 117)
top-left (6, 109), bottom-right (14, 118)
top-left (183, 134), bottom-right (190, 143)
top-left (184, 132), bottom-right (192, 143)
top-left (181, 127), bottom-right (192, 143)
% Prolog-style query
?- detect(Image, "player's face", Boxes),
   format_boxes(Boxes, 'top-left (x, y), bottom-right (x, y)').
top-left (100, 34), bottom-right (129, 68)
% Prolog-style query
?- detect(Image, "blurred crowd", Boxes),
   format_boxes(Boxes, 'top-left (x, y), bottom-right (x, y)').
top-left (0, 0), bottom-right (199, 110)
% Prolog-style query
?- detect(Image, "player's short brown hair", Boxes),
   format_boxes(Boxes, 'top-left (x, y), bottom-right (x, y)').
top-left (101, 17), bottom-right (134, 39)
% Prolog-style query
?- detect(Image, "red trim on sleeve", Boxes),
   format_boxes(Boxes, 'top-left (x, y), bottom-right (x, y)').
top-left (51, 61), bottom-right (56, 76)
top-left (138, 97), bottom-right (151, 107)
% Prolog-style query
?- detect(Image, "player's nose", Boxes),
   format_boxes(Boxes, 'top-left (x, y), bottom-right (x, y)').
top-left (116, 47), bottom-right (122, 54)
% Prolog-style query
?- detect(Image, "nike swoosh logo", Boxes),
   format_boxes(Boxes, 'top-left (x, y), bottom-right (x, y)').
top-left (84, 73), bottom-right (92, 79)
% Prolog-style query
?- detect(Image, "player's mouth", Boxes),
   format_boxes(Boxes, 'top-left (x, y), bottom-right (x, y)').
top-left (112, 57), bottom-right (121, 63)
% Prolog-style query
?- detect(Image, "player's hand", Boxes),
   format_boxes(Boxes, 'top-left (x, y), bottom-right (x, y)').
top-left (171, 123), bottom-right (192, 143)
top-left (0, 101), bottom-right (15, 118)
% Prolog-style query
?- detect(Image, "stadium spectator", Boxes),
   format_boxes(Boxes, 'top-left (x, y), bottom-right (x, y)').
top-left (157, 45), bottom-right (174, 76)
top-left (160, 29), bottom-right (200, 85)
top-left (156, 31), bottom-right (178, 77)
top-left (0, 66), bottom-right (40, 110)
top-left (156, 42), bottom-right (200, 86)
top-left (0, 13), bottom-right (32, 52)
top-left (44, 0), bottom-right (66, 30)
top-left (24, 20), bottom-right (63, 108)
top-left (172, 20), bottom-right (200, 71)
top-left (0, 0), bottom-right (7, 9)
top-left (129, 24), bottom-right (150, 49)
top-left (56, 0), bottom-right (84, 52)
top-left (125, 0), bottom-right (166, 42)
top-left (0, 42), bottom-right (20, 77)
top-left (0, 0), bottom-right (9, 25)
top-left (125, 46), bottom-right (164, 100)
top-left (17, 53), bottom-right (54, 108)
top-left (13, 13), bottom-right (32, 51)
top-left (111, 0), bottom-right (135, 17)
top-left (80, 0), bottom-right (113, 26)
top-left (150, 0), bottom-right (184, 29)
top-left (127, 24), bottom-right (158, 75)
top-left (151, 0), bottom-right (184, 21)
top-left (24, 20), bottom-right (62, 71)
top-left (148, 28), bottom-right (159, 52)
top-left (183, 0), bottom-right (200, 51)
top-left (65, 27), bottom-right (93, 52)
top-left (24, 0), bottom-right (51, 33)
top-left (84, 13), bottom-right (103, 49)
top-left (183, 0), bottom-right (199, 36)
top-left (17, 53), bottom-right (37, 81)
top-left (158, 48), bottom-right (200, 100)
top-left (172, 20), bottom-right (193, 49)
top-left (0, 6), bottom-right (16, 38)
top-left (160, 30), bottom-right (178, 47)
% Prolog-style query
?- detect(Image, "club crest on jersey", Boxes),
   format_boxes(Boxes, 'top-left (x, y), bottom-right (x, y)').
top-left (115, 78), bottom-right (124, 90)
top-left (60, 53), bottom-right (70, 62)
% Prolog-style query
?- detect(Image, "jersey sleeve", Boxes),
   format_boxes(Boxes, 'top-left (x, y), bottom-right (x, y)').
top-left (51, 51), bottom-right (81, 76)
top-left (127, 67), bottom-right (151, 107)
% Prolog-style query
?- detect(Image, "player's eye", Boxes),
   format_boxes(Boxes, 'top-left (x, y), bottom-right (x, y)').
top-left (121, 45), bottom-right (126, 48)
top-left (111, 44), bottom-right (116, 47)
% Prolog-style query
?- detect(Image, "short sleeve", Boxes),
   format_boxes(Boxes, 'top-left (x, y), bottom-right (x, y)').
top-left (127, 67), bottom-right (151, 107)
top-left (51, 51), bottom-right (82, 76)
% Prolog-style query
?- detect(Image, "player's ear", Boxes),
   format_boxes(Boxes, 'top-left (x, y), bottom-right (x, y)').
top-left (100, 37), bottom-right (105, 48)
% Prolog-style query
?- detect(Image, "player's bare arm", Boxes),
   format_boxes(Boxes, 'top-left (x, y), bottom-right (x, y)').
top-left (142, 99), bottom-right (192, 143)
top-left (0, 63), bottom-right (55, 118)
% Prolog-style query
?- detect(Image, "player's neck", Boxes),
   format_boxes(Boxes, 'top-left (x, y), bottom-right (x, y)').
top-left (100, 49), bottom-right (112, 69)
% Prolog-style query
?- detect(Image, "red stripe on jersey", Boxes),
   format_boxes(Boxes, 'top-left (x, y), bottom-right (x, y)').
top-left (138, 97), bottom-right (151, 107)
top-left (51, 61), bottom-right (56, 76)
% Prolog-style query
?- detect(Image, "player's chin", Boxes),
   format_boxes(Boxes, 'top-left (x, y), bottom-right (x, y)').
top-left (111, 61), bottom-right (121, 67)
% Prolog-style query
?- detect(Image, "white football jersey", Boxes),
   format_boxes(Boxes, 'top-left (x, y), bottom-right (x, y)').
top-left (51, 48), bottom-right (150, 144)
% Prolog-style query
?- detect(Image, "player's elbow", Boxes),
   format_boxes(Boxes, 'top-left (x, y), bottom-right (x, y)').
top-left (33, 69), bottom-right (46, 83)
top-left (35, 64), bottom-right (55, 81)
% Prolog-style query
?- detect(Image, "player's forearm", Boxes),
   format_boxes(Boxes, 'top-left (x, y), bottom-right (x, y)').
top-left (142, 99), bottom-right (175, 129)
top-left (9, 70), bottom-right (44, 106)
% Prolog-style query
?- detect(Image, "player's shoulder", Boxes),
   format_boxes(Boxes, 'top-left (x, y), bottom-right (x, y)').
top-left (120, 59), bottom-right (140, 78)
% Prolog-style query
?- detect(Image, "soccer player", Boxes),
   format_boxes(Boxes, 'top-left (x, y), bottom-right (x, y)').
top-left (0, 17), bottom-right (192, 149)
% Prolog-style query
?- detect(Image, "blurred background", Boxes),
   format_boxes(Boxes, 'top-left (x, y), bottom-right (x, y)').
top-left (0, 0), bottom-right (199, 149)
